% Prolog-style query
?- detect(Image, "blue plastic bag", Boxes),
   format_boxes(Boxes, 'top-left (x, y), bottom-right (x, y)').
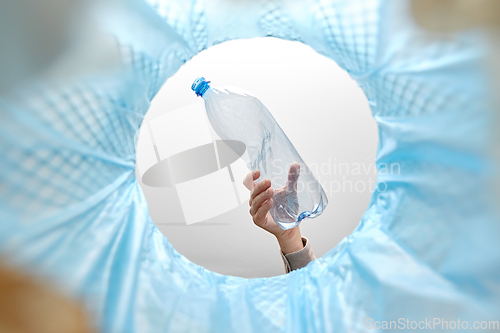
top-left (0, 0), bottom-right (499, 332)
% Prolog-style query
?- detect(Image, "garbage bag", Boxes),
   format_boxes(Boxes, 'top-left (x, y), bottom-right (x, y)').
top-left (0, 0), bottom-right (499, 332)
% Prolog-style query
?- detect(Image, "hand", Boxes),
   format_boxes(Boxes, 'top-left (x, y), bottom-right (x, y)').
top-left (244, 163), bottom-right (304, 254)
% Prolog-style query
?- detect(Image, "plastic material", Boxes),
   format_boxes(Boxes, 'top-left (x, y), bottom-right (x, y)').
top-left (1, 0), bottom-right (499, 332)
top-left (192, 77), bottom-right (328, 229)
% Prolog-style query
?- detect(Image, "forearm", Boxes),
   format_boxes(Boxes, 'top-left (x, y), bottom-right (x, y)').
top-left (276, 227), bottom-right (316, 273)
top-left (276, 227), bottom-right (304, 254)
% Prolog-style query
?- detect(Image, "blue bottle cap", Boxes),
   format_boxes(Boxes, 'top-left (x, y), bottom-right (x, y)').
top-left (191, 77), bottom-right (211, 97)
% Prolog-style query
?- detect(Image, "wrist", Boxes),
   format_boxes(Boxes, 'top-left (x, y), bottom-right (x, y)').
top-left (276, 228), bottom-right (303, 254)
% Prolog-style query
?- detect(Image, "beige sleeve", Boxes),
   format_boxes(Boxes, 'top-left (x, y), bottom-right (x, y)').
top-left (281, 237), bottom-right (316, 273)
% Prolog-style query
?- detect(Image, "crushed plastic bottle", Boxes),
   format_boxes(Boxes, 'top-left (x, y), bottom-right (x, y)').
top-left (192, 77), bottom-right (328, 230)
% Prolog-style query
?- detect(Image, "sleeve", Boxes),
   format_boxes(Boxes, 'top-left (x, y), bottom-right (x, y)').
top-left (281, 237), bottom-right (316, 273)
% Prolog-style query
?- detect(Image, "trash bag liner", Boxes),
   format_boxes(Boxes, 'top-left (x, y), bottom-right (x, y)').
top-left (0, 0), bottom-right (499, 332)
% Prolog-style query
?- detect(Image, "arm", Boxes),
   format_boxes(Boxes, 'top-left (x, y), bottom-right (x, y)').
top-left (245, 164), bottom-right (316, 273)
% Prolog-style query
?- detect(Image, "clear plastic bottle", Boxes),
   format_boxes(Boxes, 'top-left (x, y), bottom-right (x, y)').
top-left (192, 77), bottom-right (328, 229)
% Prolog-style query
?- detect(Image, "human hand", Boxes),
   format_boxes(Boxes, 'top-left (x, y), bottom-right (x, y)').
top-left (244, 163), bottom-right (304, 254)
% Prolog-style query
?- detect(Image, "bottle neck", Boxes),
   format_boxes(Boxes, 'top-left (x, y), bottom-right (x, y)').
top-left (201, 86), bottom-right (213, 100)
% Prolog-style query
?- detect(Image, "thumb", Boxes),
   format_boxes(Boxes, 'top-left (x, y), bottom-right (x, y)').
top-left (286, 162), bottom-right (300, 192)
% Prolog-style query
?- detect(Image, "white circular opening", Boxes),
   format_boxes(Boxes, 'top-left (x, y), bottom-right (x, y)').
top-left (136, 37), bottom-right (378, 278)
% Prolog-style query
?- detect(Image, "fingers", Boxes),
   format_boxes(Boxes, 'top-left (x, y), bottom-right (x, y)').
top-left (250, 186), bottom-right (274, 216)
top-left (250, 178), bottom-right (271, 202)
top-left (253, 199), bottom-right (273, 226)
top-left (248, 177), bottom-right (273, 219)
top-left (286, 162), bottom-right (301, 192)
